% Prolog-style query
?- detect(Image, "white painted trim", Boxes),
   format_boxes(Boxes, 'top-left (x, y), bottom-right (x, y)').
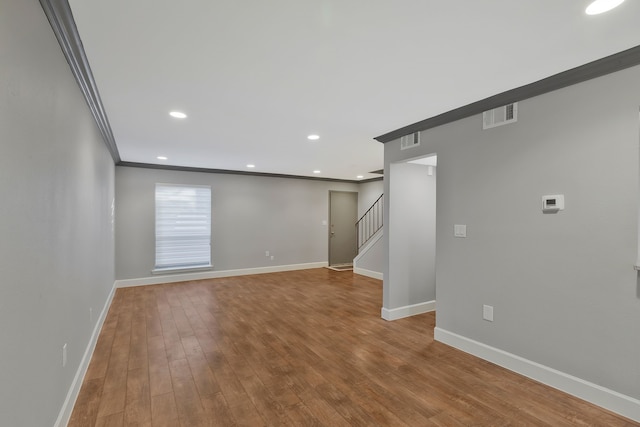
top-left (353, 229), bottom-right (383, 280)
top-left (54, 283), bottom-right (116, 427)
top-left (354, 228), bottom-right (383, 263)
top-left (354, 267), bottom-right (383, 280)
top-left (151, 264), bottom-right (213, 275)
top-left (54, 261), bottom-right (326, 424)
top-left (381, 300), bottom-right (435, 321)
top-left (434, 327), bottom-right (640, 423)
top-left (115, 262), bottom-right (328, 288)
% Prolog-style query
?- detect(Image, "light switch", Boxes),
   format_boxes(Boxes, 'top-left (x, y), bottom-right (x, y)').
top-left (483, 305), bottom-right (494, 322)
top-left (454, 224), bottom-right (467, 238)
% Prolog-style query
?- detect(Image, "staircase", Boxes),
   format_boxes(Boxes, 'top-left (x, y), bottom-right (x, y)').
top-left (356, 194), bottom-right (383, 253)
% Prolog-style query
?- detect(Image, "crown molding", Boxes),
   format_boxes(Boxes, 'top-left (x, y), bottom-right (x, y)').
top-left (375, 45), bottom-right (640, 143)
top-left (118, 161), bottom-right (380, 184)
top-left (39, 0), bottom-right (120, 162)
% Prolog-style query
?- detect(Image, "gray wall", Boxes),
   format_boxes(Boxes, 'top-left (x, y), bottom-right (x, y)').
top-left (385, 65), bottom-right (640, 399)
top-left (354, 231), bottom-right (384, 273)
top-left (116, 166), bottom-right (360, 279)
top-left (357, 179), bottom-right (384, 218)
top-left (384, 163), bottom-right (436, 309)
top-left (0, 1), bottom-right (116, 425)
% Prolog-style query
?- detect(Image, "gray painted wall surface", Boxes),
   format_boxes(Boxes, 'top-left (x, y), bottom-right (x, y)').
top-left (384, 65), bottom-right (640, 399)
top-left (357, 179), bottom-right (384, 218)
top-left (354, 231), bottom-right (384, 273)
top-left (0, 1), bottom-right (116, 425)
top-left (384, 163), bottom-right (436, 309)
top-left (116, 167), bottom-right (359, 279)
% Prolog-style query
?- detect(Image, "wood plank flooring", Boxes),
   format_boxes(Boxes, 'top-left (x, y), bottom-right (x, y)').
top-left (69, 269), bottom-right (639, 426)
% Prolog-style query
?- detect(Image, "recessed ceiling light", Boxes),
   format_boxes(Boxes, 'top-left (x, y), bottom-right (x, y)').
top-left (157, 156), bottom-right (168, 160)
top-left (307, 134), bottom-right (320, 140)
top-left (313, 170), bottom-right (321, 174)
top-left (585, 0), bottom-right (624, 15)
top-left (169, 111), bottom-right (187, 119)
top-left (357, 175), bottom-right (364, 179)
top-left (247, 164), bottom-right (255, 168)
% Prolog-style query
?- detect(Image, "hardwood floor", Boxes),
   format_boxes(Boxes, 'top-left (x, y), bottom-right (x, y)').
top-left (69, 269), bottom-right (638, 426)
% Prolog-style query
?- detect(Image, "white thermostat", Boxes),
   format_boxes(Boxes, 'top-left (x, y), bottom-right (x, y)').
top-left (454, 224), bottom-right (467, 237)
top-left (542, 194), bottom-right (564, 212)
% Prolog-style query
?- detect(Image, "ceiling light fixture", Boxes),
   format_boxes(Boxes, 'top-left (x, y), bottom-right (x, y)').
top-left (157, 156), bottom-right (168, 160)
top-left (169, 111), bottom-right (187, 119)
top-left (585, 0), bottom-right (624, 15)
top-left (313, 170), bottom-right (321, 174)
top-left (247, 164), bottom-right (255, 168)
top-left (357, 175), bottom-right (364, 179)
top-left (307, 134), bottom-right (320, 140)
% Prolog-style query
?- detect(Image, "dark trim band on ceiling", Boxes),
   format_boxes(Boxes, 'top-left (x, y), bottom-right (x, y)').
top-left (375, 44), bottom-right (640, 144)
top-left (118, 162), bottom-right (383, 184)
top-left (39, 0), bottom-right (120, 162)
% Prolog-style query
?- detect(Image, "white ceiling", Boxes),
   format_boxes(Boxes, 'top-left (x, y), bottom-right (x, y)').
top-left (68, 0), bottom-right (640, 181)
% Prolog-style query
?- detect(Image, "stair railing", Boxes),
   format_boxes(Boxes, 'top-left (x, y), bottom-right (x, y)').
top-left (356, 194), bottom-right (383, 252)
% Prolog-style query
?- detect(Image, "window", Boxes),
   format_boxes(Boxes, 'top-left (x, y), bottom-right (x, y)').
top-left (155, 184), bottom-right (211, 271)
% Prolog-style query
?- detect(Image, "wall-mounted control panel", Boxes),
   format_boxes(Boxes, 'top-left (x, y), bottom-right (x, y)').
top-left (542, 194), bottom-right (564, 212)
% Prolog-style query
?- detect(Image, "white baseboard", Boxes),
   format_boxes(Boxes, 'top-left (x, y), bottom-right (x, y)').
top-left (434, 327), bottom-right (640, 423)
top-left (381, 300), bottom-right (435, 321)
top-left (353, 229), bottom-right (383, 262)
top-left (115, 261), bottom-right (328, 288)
top-left (353, 267), bottom-right (383, 280)
top-left (54, 262), bottom-right (326, 425)
top-left (54, 283), bottom-right (116, 427)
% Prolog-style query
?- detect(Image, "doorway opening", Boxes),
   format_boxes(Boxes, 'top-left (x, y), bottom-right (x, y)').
top-left (383, 153), bottom-right (437, 319)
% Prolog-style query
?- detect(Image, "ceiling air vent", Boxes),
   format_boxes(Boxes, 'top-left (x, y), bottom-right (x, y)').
top-left (400, 132), bottom-right (420, 150)
top-left (483, 102), bottom-right (518, 130)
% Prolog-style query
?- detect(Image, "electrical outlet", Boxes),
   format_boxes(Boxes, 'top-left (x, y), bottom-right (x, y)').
top-left (483, 305), bottom-right (494, 322)
top-left (62, 343), bottom-right (67, 367)
top-left (265, 251), bottom-right (269, 257)
top-left (270, 255), bottom-right (274, 261)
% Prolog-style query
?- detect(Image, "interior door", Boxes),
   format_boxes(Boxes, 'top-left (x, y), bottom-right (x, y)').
top-left (329, 191), bottom-right (358, 266)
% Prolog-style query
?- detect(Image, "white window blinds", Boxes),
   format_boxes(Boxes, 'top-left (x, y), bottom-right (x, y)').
top-left (155, 184), bottom-right (211, 270)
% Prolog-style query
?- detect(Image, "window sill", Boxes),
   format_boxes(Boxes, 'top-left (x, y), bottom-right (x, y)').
top-left (152, 264), bottom-right (213, 275)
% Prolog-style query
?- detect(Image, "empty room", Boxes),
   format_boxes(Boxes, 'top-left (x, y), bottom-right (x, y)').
top-left (2, 0), bottom-right (640, 426)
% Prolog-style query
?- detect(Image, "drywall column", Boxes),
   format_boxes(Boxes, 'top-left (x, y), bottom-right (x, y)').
top-left (383, 64), bottom-right (640, 417)
top-left (382, 162), bottom-right (436, 319)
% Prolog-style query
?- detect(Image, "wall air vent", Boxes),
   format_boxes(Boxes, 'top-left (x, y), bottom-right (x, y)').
top-left (400, 132), bottom-right (420, 150)
top-left (482, 102), bottom-right (518, 130)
